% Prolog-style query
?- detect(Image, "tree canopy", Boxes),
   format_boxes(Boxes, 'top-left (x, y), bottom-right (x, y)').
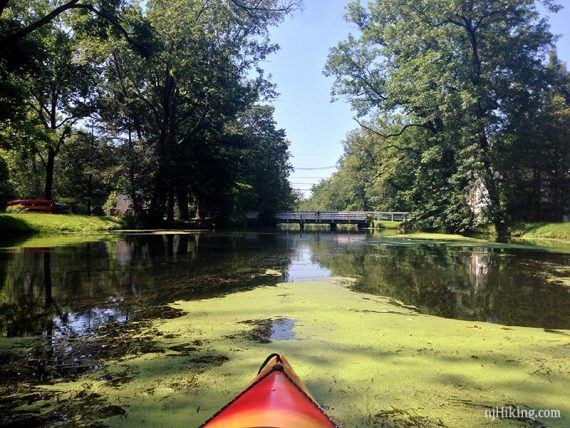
top-left (308, 0), bottom-right (570, 232)
top-left (1, 0), bottom-right (300, 224)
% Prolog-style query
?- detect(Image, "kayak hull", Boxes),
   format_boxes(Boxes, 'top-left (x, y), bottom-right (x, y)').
top-left (201, 354), bottom-right (336, 427)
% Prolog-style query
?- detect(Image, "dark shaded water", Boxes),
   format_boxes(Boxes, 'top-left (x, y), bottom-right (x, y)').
top-left (1, 231), bottom-right (569, 343)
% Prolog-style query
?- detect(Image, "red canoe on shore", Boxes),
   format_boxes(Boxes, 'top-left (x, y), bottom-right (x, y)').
top-left (7, 199), bottom-right (55, 212)
top-left (7, 199), bottom-right (69, 213)
top-left (201, 353), bottom-right (337, 427)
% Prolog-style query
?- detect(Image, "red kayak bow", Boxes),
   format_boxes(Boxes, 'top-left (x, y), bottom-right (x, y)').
top-left (201, 353), bottom-right (337, 427)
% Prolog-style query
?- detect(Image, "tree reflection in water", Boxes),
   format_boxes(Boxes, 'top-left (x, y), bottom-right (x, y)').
top-left (1, 231), bottom-right (569, 342)
top-left (303, 235), bottom-right (570, 329)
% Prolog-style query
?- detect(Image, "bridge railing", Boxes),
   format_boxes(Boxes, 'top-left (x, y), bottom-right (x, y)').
top-left (275, 211), bottom-right (409, 222)
top-left (372, 211), bottom-right (409, 221)
top-left (275, 211), bottom-right (370, 221)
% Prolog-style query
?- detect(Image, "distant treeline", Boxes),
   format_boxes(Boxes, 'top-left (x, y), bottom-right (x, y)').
top-left (0, 0), bottom-right (300, 225)
top-left (301, 0), bottom-right (570, 234)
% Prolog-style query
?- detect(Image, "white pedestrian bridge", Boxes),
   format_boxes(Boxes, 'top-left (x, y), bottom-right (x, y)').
top-left (275, 211), bottom-right (408, 230)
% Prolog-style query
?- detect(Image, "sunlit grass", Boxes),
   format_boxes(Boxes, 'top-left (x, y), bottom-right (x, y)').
top-left (0, 213), bottom-right (124, 233)
top-left (372, 220), bottom-right (401, 229)
top-left (511, 222), bottom-right (570, 241)
top-left (380, 232), bottom-right (570, 254)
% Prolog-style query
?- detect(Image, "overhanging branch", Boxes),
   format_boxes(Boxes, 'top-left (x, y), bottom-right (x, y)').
top-left (0, 0), bottom-right (9, 18)
top-left (354, 117), bottom-right (428, 155)
top-left (229, 0), bottom-right (301, 15)
top-left (1, 0), bottom-right (139, 49)
top-left (355, 117), bottom-right (432, 138)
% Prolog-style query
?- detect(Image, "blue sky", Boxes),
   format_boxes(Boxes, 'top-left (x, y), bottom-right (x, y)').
top-left (262, 1), bottom-right (570, 197)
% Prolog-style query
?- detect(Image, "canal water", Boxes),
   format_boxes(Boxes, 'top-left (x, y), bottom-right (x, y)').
top-left (1, 231), bottom-right (569, 338)
top-left (1, 231), bottom-right (569, 426)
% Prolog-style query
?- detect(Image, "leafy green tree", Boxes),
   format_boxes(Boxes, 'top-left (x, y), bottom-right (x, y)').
top-left (0, 142), bottom-right (45, 199)
top-left (96, 0), bottom-right (298, 223)
top-left (0, 0), bottom-right (133, 45)
top-left (1, 0), bottom-right (299, 222)
top-left (28, 28), bottom-right (97, 199)
top-left (325, 0), bottom-right (562, 233)
top-left (1, 2), bottom-right (99, 200)
top-left (0, 154), bottom-right (15, 208)
top-left (54, 127), bottom-right (121, 213)
top-left (232, 105), bottom-right (294, 221)
top-left (0, 0), bottom-right (139, 127)
top-left (503, 52), bottom-right (570, 221)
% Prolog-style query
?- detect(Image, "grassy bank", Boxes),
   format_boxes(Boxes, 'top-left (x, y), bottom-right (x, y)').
top-left (4, 277), bottom-right (567, 427)
top-left (379, 231), bottom-right (570, 254)
top-left (0, 213), bottom-right (123, 234)
top-left (511, 222), bottom-right (570, 241)
top-left (372, 219), bottom-right (401, 229)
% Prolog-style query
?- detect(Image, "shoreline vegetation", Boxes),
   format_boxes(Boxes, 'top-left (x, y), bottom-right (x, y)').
top-left (1, 213), bottom-right (569, 245)
top-left (510, 222), bottom-right (570, 241)
top-left (1, 0), bottom-right (568, 245)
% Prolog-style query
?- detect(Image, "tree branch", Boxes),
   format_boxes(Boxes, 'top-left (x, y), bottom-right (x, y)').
top-left (355, 117), bottom-right (432, 138)
top-left (71, 4), bottom-right (138, 47)
top-left (36, 149), bottom-right (47, 168)
top-left (354, 117), bottom-right (427, 155)
top-left (2, 0), bottom-right (81, 43)
top-left (1, 0), bottom-right (140, 50)
top-left (349, 58), bottom-right (387, 102)
top-left (56, 114), bottom-right (81, 130)
top-left (29, 95), bottom-right (50, 129)
top-left (111, 53), bottom-right (161, 124)
top-left (55, 121), bottom-right (78, 154)
top-left (229, 0), bottom-right (300, 15)
top-left (475, 10), bottom-right (503, 29)
top-left (408, 3), bottom-right (465, 29)
top-left (0, 0), bottom-right (10, 18)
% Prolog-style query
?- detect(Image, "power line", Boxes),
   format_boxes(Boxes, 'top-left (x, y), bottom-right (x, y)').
top-left (289, 182), bottom-right (323, 185)
top-left (294, 165), bottom-right (337, 170)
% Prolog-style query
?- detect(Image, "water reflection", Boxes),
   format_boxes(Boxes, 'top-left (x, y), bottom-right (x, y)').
top-left (284, 237), bottom-right (331, 281)
top-left (305, 237), bottom-right (570, 329)
top-left (468, 253), bottom-right (490, 291)
top-left (0, 233), bottom-right (294, 338)
top-left (1, 231), bottom-right (569, 344)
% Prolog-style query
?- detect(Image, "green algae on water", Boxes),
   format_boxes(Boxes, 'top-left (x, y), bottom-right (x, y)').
top-left (5, 277), bottom-right (565, 427)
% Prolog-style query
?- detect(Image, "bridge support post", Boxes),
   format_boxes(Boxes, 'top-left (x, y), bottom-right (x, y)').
top-left (330, 223), bottom-right (337, 231)
top-left (299, 221), bottom-right (304, 232)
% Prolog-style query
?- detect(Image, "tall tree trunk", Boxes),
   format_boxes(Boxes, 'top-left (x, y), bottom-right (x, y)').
top-left (127, 127), bottom-right (141, 216)
top-left (44, 147), bottom-right (55, 200)
top-left (195, 196), bottom-right (201, 220)
top-left (148, 109), bottom-right (170, 222)
top-left (465, 21), bottom-right (508, 234)
top-left (149, 74), bottom-right (177, 224)
top-left (149, 148), bottom-right (168, 222)
top-left (176, 184), bottom-right (189, 220)
top-left (87, 174), bottom-right (92, 215)
top-left (166, 85), bottom-right (178, 223)
top-left (167, 184), bottom-right (175, 222)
